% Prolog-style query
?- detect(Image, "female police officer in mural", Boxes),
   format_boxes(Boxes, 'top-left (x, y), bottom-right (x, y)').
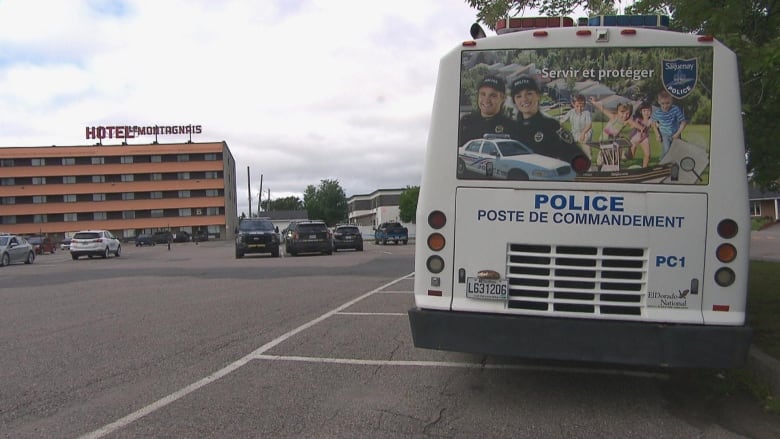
top-left (458, 75), bottom-right (513, 147)
top-left (509, 75), bottom-right (589, 169)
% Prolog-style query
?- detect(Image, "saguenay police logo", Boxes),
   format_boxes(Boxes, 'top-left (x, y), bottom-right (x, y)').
top-left (662, 58), bottom-right (698, 99)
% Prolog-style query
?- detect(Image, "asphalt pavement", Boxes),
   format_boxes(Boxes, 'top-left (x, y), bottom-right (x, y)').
top-left (748, 222), bottom-right (780, 399)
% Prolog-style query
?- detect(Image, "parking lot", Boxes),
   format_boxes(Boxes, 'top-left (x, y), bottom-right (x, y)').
top-left (2, 240), bottom-right (779, 438)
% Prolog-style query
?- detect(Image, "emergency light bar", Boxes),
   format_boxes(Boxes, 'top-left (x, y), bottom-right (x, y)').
top-left (494, 15), bottom-right (669, 35)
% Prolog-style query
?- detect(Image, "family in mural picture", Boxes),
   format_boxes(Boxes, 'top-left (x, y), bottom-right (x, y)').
top-left (457, 46), bottom-right (711, 184)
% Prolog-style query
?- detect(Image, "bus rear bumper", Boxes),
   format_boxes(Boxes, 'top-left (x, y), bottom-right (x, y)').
top-left (408, 308), bottom-right (753, 368)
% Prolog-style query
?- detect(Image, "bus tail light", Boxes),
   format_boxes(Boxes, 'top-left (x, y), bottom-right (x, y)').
top-left (571, 155), bottom-right (591, 173)
top-left (717, 219), bottom-right (738, 238)
top-left (427, 233), bottom-right (445, 251)
top-left (428, 211), bottom-right (446, 229)
top-left (714, 267), bottom-right (736, 287)
top-left (427, 255), bottom-right (445, 273)
top-left (716, 243), bottom-right (737, 263)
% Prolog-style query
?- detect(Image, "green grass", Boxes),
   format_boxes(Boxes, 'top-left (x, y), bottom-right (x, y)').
top-left (748, 261), bottom-right (780, 360)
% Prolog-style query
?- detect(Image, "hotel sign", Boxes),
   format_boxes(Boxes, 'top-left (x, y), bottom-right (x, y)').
top-left (85, 124), bottom-right (203, 140)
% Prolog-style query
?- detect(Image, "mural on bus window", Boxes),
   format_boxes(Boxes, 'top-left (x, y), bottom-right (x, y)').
top-left (457, 47), bottom-right (713, 184)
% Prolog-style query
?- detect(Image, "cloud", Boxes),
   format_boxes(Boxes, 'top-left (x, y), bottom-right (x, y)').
top-left (0, 0), bottom-right (479, 215)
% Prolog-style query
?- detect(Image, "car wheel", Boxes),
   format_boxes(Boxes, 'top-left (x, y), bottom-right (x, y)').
top-left (1, 253), bottom-right (9, 266)
top-left (507, 169), bottom-right (529, 180)
top-left (72, 253), bottom-right (79, 260)
top-left (402, 240), bottom-right (408, 245)
top-left (271, 247), bottom-right (280, 257)
top-left (457, 158), bottom-right (466, 177)
top-left (357, 245), bottom-right (363, 251)
top-left (103, 247), bottom-right (110, 258)
top-left (235, 249), bottom-right (243, 258)
top-left (115, 245), bottom-right (121, 257)
top-left (25, 251), bottom-right (35, 264)
top-left (383, 239), bottom-right (388, 245)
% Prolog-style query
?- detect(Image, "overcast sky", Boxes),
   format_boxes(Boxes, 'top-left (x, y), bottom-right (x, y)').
top-left (0, 0), bottom-right (483, 216)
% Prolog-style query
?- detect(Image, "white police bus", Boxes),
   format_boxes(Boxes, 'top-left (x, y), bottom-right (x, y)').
top-left (409, 15), bottom-right (752, 368)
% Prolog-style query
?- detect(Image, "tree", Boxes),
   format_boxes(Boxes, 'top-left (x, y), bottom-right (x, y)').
top-left (261, 196), bottom-right (303, 211)
top-left (465, 0), bottom-right (780, 189)
top-left (399, 186), bottom-right (420, 223)
top-left (302, 179), bottom-right (348, 226)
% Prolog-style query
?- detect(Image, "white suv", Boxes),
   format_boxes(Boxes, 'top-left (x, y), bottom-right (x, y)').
top-left (70, 230), bottom-right (121, 260)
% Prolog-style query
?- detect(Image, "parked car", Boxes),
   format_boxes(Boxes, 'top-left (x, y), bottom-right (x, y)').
top-left (60, 237), bottom-right (72, 251)
top-left (332, 224), bottom-right (363, 251)
top-left (135, 233), bottom-right (155, 247)
top-left (70, 230), bottom-right (121, 260)
top-left (173, 231), bottom-right (191, 242)
top-left (457, 137), bottom-right (575, 181)
top-left (235, 218), bottom-right (280, 258)
top-left (284, 220), bottom-right (332, 256)
top-left (0, 234), bottom-right (35, 266)
top-left (27, 236), bottom-right (56, 254)
top-left (193, 230), bottom-right (209, 242)
top-left (374, 222), bottom-right (409, 245)
top-left (152, 231), bottom-right (173, 244)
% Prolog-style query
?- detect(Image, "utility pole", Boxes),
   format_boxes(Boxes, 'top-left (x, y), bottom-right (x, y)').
top-left (267, 188), bottom-right (271, 212)
top-left (247, 166), bottom-right (252, 218)
top-left (258, 174), bottom-right (263, 216)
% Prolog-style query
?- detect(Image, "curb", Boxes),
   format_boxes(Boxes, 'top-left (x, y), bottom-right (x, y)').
top-left (746, 346), bottom-right (780, 397)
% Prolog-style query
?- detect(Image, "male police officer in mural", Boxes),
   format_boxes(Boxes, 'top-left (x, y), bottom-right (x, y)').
top-left (458, 75), bottom-right (512, 147)
top-left (509, 75), bottom-right (588, 167)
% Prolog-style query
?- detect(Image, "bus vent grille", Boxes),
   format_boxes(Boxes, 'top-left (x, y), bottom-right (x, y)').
top-left (506, 243), bottom-right (646, 316)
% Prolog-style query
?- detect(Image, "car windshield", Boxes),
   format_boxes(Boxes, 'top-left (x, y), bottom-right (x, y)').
top-left (240, 220), bottom-right (274, 232)
top-left (337, 227), bottom-right (359, 233)
top-left (74, 232), bottom-right (100, 239)
top-left (27, 237), bottom-right (42, 244)
top-left (297, 224), bottom-right (326, 233)
top-left (0, 236), bottom-right (8, 246)
top-left (497, 141), bottom-right (533, 157)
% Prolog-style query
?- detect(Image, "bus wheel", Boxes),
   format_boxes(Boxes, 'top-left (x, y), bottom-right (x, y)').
top-left (507, 169), bottom-right (529, 180)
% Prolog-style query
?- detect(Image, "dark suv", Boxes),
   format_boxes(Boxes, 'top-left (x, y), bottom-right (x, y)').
top-left (332, 225), bottom-right (363, 251)
top-left (235, 218), bottom-right (280, 258)
top-left (284, 220), bottom-right (332, 256)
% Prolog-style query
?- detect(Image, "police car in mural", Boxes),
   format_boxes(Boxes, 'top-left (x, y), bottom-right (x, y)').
top-left (457, 135), bottom-right (575, 181)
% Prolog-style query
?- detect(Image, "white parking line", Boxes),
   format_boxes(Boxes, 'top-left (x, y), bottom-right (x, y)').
top-left (78, 272), bottom-right (414, 439)
top-left (337, 312), bottom-right (407, 316)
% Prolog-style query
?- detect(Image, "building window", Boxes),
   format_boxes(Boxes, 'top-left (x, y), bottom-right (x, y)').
top-left (1, 178), bottom-right (14, 186)
top-left (150, 191), bottom-right (163, 199)
top-left (121, 174), bottom-right (134, 182)
top-left (92, 175), bottom-right (105, 183)
top-left (122, 211), bottom-right (136, 219)
top-left (150, 173), bottom-right (162, 181)
top-left (206, 207), bottom-right (220, 215)
top-left (63, 194), bottom-right (77, 203)
top-left (179, 208), bottom-right (192, 216)
top-left (2, 216), bottom-right (17, 224)
top-left (94, 212), bottom-right (107, 220)
top-left (151, 155), bottom-right (162, 163)
top-left (1, 197), bottom-right (15, 205)
top-left (177, 172), bottom-right (190, 180)
top-left (178, 190), bottom-right (190, 198)
top-left (750, 201), bottom-right (762, 216)
top-left (177, 154), bottom-right (189, 162)
top-left (64, 213), bottom-right (78, 222)
top-left (63, 176), bottom-right (76, 184)
top-left (31, 158), bottom-right (46, 166)
top-left (151, 209), bottom-right (164, 218)
top-left (32, 177), bottom-right (46, 185)
top-left (93, 193), bottom-right (106, 201)
top-left (1, 159), bottom-right (14, 167)
top-left (122, 192), bottom-right (135, 200)
top-left (34, 214), bottom-right (48, 223)
top-left (62, 157), bottom-right (76, 165)
top-left (92, 157), bottom-right (105, 165)
top-left (121, 156), bottom-right (134, 164)
top-left (204, 171), bottom-right (218, 179)
top-left (204, 153), bottom-right (217, 161)
top-left (206, 189), bottom-right (219, 197)
top-left (33, 195), bottom-right (47, 203)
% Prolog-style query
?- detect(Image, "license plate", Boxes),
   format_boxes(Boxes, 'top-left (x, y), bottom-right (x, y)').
top-left (308, 234), bottom-right (317, 239)
top-left (249, 244), bottom-right (265, 248)
top-left (466, 277), bottom-right (508, 300)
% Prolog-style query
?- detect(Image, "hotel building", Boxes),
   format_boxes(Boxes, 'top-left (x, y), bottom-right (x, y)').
top-left (0, 141), bottom-right (238, 241)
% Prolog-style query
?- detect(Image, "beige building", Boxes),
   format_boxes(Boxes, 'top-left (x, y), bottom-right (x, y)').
top-left (0, 141), bottom-right (237, 241)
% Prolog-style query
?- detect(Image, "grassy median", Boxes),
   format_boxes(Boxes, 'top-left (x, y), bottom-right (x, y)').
top-left (748, 261), bottom-right (780, 360)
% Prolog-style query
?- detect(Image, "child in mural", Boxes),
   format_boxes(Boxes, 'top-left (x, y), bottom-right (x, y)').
top-left (629, 102), bottom-right (654, 168)
top-left (558, 94), bottom-right (593, 160)
top-left (652, 90), bottom-right (688, 159)
top-left (589, 97), bottom-right (633, 169)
